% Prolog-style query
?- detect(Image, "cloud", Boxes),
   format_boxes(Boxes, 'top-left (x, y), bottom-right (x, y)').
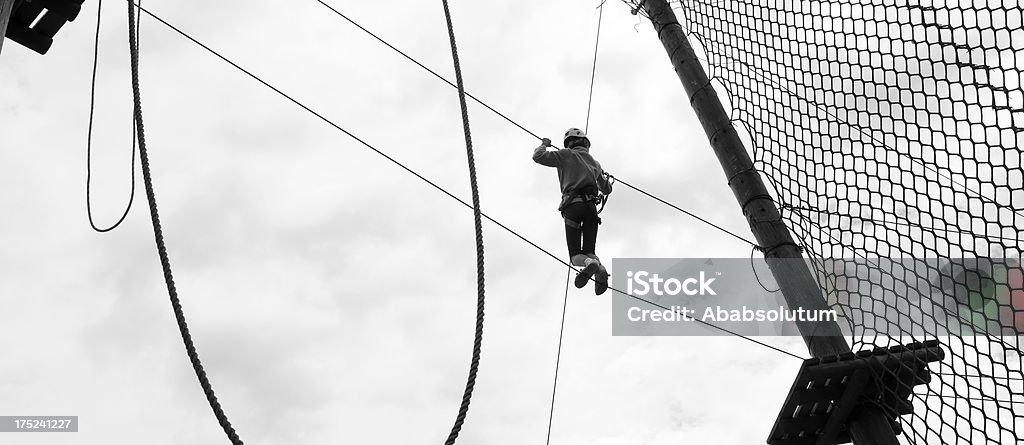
top-left (0, 1), bottom-right (806, 444)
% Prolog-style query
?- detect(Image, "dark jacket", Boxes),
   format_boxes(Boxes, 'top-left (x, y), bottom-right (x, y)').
top-left (533, 145), bottom-right (613, 210)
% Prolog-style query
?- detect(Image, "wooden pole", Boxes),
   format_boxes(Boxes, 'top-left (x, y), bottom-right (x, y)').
top-left (0, 0), bottom-right (14, 56)
top-left (637, 1), bottom-right (899, 444)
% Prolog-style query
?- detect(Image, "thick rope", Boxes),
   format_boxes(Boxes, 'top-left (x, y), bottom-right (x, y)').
top-left (545, 268), bottom-right (572, 445)
top-left (585, 2), bottom-right (604, 133)
top-left (127, 2), bottom-right (243, 443)
top-left (86, 0), bottom-right (137, 232)
top-left (440, 1), bottom-right (486, 444)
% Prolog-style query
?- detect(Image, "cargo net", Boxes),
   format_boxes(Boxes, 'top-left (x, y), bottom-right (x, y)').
top-left (624, 0), bottom-right (1023, 443)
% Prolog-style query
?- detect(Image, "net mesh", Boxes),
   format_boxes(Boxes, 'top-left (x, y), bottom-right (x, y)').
top-left (623, 0), bottom-right (1024, 443)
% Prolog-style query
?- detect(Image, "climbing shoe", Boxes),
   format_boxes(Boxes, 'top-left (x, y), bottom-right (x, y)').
top-left (574, 261), bottom-right (600, 289)
top-left (594, 264), bottom-right (609, 295)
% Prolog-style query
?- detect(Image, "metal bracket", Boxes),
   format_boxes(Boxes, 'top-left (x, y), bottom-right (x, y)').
top-left (768, 340), bottom-right (944, 445)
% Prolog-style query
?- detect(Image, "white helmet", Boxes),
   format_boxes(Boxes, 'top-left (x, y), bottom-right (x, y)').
top-left (563, 128), bottom-right (590, 148)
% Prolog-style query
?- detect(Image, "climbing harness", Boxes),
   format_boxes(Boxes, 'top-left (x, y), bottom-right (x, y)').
top-left (597, 172), bottom-right (615, 214)
top-left (561, 171), bottom-right (614, 229)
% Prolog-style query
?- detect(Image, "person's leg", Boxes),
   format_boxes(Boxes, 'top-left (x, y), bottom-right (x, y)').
top-left (581, 203), bottom-right (600, 258)
top-left (564, 202), bottom-right (599, 288)
top-left (580, 203), bottom-right (609, 295)
top-left (562, 203), bottom-right (586, 266)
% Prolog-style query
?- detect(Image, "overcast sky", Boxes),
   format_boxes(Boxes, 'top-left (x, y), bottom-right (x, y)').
top-left (1, 1), bottom-right (810, 443)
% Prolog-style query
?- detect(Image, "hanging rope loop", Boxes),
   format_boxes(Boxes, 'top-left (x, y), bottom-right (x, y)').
top-left (86, 0), bottom-right (138, 233)
top-left (126, 1), bottom-right (243, 443)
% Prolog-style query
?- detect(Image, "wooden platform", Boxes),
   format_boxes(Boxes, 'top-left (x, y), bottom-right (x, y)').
top-left (4, 0), bottom-right (84, 54)
top-left (768, 339), bottom-right (944, 445)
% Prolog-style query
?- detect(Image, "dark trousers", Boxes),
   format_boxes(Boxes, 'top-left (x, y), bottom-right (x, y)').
top-left (561, 201), bottom-right (600, 258)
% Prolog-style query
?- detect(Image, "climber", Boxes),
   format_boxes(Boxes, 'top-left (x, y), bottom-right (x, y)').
top-left (533, 128), bottom-right (614, 295)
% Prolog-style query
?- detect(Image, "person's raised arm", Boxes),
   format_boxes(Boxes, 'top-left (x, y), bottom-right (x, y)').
top-left (532, 138), bottom-right (559, 167)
